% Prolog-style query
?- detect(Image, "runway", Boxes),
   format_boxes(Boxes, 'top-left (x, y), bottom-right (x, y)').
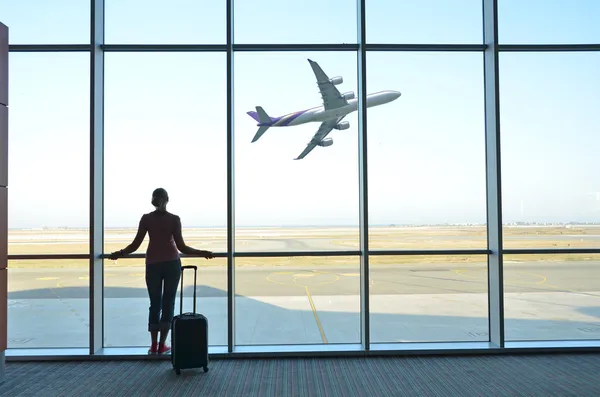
top-left (8, 261), bottom-right (600, 299)
top-left (7, 227), bottom-right (600, 348)
top-left (7, 260), bottom-right (600, 348)
top-left (8, 231), bottom-right (600, 256)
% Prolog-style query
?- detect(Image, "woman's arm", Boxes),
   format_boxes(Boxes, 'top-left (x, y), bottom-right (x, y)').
top-left (173, 216), bottom-right (214, 259)
top-left (108, 216), bottom-right (147, 260)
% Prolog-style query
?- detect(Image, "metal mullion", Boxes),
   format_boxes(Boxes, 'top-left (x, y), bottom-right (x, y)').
top-left (366, 44), bottom-right (486, 52)
top-left (499, 44), bottom-right (600, 52)
top-left (369, 250), bottom-right (490, 256)
top-left (503, 248), bottom-right (600, 255)
top-left (14, 246), bottom-right (600, 262)
top-left (12, 44), bottom-right (600, 54)
top-left (234, 251), bottom-right (360, 258)
top-left (8, 44), bottom-right (91, 52)
top-left (101, 44), bottom-right (226, 52)
top-left (97, 251), bottom-right (359, 259)
top-left (8, 254), bottom-right (90, 260)
top-left (483, 0), bottom-right (504, 348)
top-left (99, 253), bottom-right (228, 259)
top-left (90, 0), bottom-right (105, 355)
top-left (101, 252), bottom-right (359, 259)
top-left (227, 0), bottom-right (235, 354)
top-left (357, 0), bottom-right (369, 352)
top-left (232, 44), bottom-right (358, 52)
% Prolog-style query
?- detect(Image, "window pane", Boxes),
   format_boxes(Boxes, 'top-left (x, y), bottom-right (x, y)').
top-left (104, 258), bottom-right (227, 347)
top-left (367, 0), bottom-right (483, 44)
top-left (235, 256), bottom-right (359, 345)
top-left (104, 53), bottom-right (227, 347)
top-left (499, 1), bottom-right (600, 44)
top-left (500, 53), bottom-right (600, 249)
top-left (367, 52), bottom-right (486, 250)
top-left (106, 0), bottom-right (225, 44)
top-left (8, 53), bottom-right (89, 255)
top-left (234, 0), bottom-right (356, 44)
top-left (0, 1), bottom-right (90, 44)
top-left (234, 52), bottom-right (359, 252)
top-left (504, 254), bottom-right (600, 341)
top-left (370, 255), bottom-right (488, 343)
top-left (104, 53), bottom-right (227, 246)
top-left (8, 260), bottom-right (89, 348)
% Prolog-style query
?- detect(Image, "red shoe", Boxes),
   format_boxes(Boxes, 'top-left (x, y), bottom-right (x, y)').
top-left (157, 343), bottom-right (171, 355)
top-left (148, 342), bottom-right (158, 355)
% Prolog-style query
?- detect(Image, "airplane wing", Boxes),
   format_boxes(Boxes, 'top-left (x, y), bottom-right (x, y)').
top-left (294, 116), bottom-right (344, 160)
top-left (307, 59), bottom-right (348, 111)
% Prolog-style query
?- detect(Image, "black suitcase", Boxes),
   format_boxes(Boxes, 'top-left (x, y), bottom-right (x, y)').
top-left (171, 265), bottom-right (209, 375)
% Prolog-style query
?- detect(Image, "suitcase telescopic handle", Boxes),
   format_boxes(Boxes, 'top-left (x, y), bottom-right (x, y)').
top-left (180, 265), bottom-right (198, 315)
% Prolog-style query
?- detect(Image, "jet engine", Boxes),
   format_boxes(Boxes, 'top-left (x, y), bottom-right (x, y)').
top-left (341, 91), bottom-right (355, 100)
top-left (334, 121), bottom-right (350, 130)
top-left (317, 138), bottom-right (333, 147)
top-left (329, 76), bottom-right (343, 85)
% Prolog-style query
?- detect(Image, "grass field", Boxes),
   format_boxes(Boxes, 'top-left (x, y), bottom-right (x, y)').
top-left (6, 225), bottom-right (600, 268)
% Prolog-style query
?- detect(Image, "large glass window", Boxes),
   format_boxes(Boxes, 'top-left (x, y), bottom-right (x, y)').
top-left (234, 51), bottom-right (360, 346)
top-left (370, 255), bottom-right (488, 343)
top-left (366, 52), bottom-right (486, 251)
top-left (0, 1), bottom-right (90, 44)
top-left (104, 258), bottom-right (227, 347)
top-left (234, 52), bottom-right (359, 253)
top-left (8, 53), bottom-right (89, 255)
top-left (8, 259), bottom-right (89, 348)
top-left (5, 0), bottom-right (600, 356)
top-left (500, 52), bottom-right (600, 249)
top-left (234, 0), bottom-right (356, 44)
top-left (367, 0), bottom-right (483, 44)
top-left (499, 1), bottom-right (600, 44)
top-left (504, 254), bottom-right (600, 341)
top-left (235, 256), bottom-right (360, 346)
top-left (105, 0), bottom-right (225, 44)
top-left (103, 53), bottom-right (227, 347)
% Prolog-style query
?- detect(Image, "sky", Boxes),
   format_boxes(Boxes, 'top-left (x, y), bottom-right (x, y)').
top-left (0, 1), bottom-right (599, 229)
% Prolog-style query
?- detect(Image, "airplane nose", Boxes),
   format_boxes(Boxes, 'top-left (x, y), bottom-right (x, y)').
top-left (393, 91), bottom-right (401, 99)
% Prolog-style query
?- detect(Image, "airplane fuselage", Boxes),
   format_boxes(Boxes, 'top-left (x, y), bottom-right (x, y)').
top-left (264, 90), bottom-right (401, 127)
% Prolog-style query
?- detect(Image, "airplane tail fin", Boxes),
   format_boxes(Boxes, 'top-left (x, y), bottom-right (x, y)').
top-left (247, 106), bottom-right (272, 124)
top-left (247, 106), bottom-right (273, 143)
top-left (246, 110), bottom-right (260, 123)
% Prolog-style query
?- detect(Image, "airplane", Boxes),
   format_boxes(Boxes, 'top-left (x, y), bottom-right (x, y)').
top-left (247, 58), bottom-right (401, 160)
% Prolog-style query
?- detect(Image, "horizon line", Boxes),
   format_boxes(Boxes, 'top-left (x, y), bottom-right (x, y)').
top-left (8, 221), bottom-right (600, 231)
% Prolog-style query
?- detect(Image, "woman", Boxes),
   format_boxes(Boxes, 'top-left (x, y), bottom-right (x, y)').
top-left (108, 188), bottom-right (214, 355)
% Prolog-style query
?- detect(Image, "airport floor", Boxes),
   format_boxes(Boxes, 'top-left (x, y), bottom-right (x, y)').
top-left (1, 353), bottom-right (600, 396)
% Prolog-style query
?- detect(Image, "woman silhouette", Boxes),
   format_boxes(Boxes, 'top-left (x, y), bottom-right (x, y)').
top-left (109, 188), bottom-right (214, 354)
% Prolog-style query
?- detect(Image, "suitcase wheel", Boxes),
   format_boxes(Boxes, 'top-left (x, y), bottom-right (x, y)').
top-left (203, 366), bottom-right (209, 373)
top-left (175, 368), bottom-right (181, 375)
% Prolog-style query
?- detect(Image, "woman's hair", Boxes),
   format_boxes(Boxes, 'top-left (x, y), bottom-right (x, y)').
top-left (151, 188), bottom-right (169, 207)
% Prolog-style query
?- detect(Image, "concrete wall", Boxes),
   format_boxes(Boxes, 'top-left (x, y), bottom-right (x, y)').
top-left (0, 20), bottom-right (8, 383)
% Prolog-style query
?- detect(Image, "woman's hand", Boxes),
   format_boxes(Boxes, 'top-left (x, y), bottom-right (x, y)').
top-left (108, 250), bottom-right (123, 261)
top-left (201, 250), bottom-right (215, 259)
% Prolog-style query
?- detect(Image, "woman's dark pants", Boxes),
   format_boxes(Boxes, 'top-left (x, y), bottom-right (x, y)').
top-left (145, 259), bottom-right (181, 332)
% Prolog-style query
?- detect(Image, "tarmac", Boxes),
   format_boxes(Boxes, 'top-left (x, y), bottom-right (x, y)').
top-left (8, 259), bottom-right (600, 348)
